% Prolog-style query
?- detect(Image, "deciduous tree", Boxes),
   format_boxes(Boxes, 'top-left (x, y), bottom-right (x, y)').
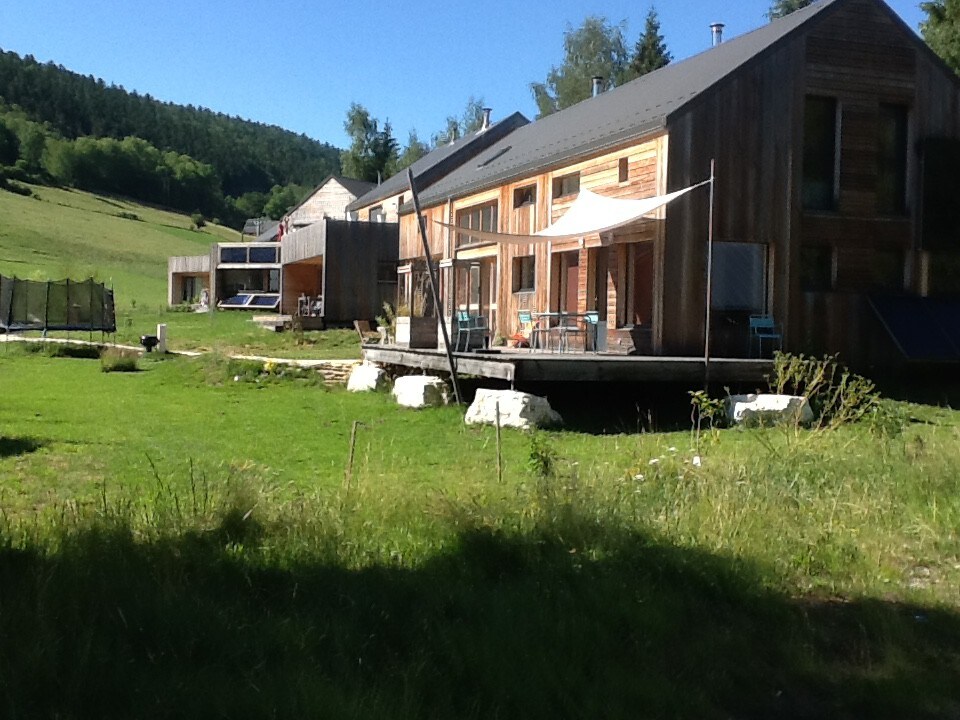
top-left (921, 0), bottom-right (960, 74)
top-left (340, 103), bottom-right (398, 183)
top-left (530, 16), bottom-right (631, 117)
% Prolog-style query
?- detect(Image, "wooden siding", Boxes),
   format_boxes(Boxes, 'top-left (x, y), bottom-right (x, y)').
top-left (666, 0), bottom-right (960, 363)
top-left (666, 33), bottom-right (806, 355)
top-left (281, 223), bottom-right (326, 265)
top-left (412, 135), bottom-right (669, 344)
top-left (355, 192), bottom-right (404, 224)
top-left (287, 179), bottom-right (359, 226)
top-left (168, 254), bottom-right (210, 275)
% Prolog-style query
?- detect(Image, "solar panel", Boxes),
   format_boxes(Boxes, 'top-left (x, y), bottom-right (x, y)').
top-left (250, 295), bottom-right (280, 308)
top-left (870, 296), bottom-right (960, 361)
top-left (219, 294), bottom-right (251, 307)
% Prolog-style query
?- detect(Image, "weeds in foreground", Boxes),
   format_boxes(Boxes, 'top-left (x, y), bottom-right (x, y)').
top-left (100, 347), bottom-right (139, 372)
top-left (1, 457), bottom-right (958, 719)
top-left (770, 352), bottom-right (879, 428)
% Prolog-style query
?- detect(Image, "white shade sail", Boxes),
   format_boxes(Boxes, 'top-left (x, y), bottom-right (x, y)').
top-left (435, 179), bottom-right (710, 246)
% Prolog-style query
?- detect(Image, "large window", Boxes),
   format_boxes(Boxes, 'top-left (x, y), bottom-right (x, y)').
top-left (877, 103), bottom-right (908, 215)
top-left (710, 242), bottom-right (767, 312)
top-left (456, 201), bottom-right (498, 247)
top-left (512, 255), bottom-right (535, 292)
top-left (802, 96), bottom-right (839, 211)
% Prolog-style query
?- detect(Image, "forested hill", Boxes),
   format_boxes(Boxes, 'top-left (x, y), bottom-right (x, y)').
top-left (0, 48), bottom-right (341, 219)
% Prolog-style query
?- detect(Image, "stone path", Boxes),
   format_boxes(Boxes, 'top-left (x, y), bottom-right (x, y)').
top-left (0, 334), bottom-right (360, 385)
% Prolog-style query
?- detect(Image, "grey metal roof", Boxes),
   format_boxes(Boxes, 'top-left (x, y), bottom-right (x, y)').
top-left (255, 220), bottom-right (280, 242)
top-left (345, 112), bottom-right (529, 212)
top-left (409, 0), bottom-right (842, 210)
top-left (242, 217), bottom-right (274, 235)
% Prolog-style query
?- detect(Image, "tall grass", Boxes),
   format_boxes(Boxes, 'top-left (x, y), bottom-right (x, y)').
top-left (2, 352), bottom-right (960, 716)
top-left (2, 445), bottom-right (959, 719)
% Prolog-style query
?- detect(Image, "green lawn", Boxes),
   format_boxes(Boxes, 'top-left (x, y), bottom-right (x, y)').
top-left (1, 349), bottom-right (959, 717)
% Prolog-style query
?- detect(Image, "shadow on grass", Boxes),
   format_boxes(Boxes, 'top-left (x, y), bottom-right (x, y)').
top-left (0, 436), bottom-right (43, 458)
top-left (1, 517), bottom-right (958, 719)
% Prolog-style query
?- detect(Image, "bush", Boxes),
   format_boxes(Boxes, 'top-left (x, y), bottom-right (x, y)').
top-left (191, 212), bottom-right (206, 230)
top-left (100, 348), bottom-right (139, 373)
top-left (769, 352), bottom-right (879, 428)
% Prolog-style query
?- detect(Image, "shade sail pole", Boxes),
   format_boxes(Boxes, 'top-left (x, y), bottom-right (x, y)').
top-left (407, 168), bottom-right (463, 406)
top-left (703, 158), bottom-right (716, 390)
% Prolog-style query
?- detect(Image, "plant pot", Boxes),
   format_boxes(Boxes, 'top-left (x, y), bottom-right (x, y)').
top-left (395, 316), bottom-right (438, 348)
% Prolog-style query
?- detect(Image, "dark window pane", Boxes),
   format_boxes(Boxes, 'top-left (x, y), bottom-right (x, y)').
top-left (877, 104), bottom-right (908, 215)
top-left (800, 245), bottom-right (833, 291)
top-left (513, 185), bottom-right (536, 208)
top-left (512, 255), bottom-right (535, 292)
top-left (220, 247), bottom-right (247, 263)
top-left (249, 247), bottom-right (278, 263)
top-left (802, 96), bottom-right (837, 211)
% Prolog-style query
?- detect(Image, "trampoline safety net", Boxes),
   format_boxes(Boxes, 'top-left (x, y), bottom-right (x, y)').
top-left (0, 275), bottom-right (117, 333)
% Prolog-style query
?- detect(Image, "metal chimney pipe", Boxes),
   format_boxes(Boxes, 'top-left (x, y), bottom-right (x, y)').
top-left (591, 76), bottom-right (603, 97)
top-left (710, 22), bottom-right (725, 47)
top-left (481, 107), bottom-right (492, 131)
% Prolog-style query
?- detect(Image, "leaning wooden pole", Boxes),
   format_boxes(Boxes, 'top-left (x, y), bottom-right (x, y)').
top-left (407, 168), bottom-right (463, 406)
top-left (703, 158), bottom-right (716, 391)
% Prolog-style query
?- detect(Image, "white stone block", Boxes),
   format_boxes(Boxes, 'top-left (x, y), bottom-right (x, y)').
top-left (393, 375), bottom-right (449, 408)
top-left (726, 393), bottom-right (814, 426)
top-left (464, 389), bottom-right (563, 430)
top-left (347, 363), bottom-right (388, 392)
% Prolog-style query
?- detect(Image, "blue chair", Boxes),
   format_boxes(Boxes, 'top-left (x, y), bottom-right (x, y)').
top-left (582, 311), bottom-right (600, 352)
top-left (517, 310), bottom-right (547, 351)
top-left (456, 310), bottom-right (489, 351)
top-left (749, 314), bottom-right (782, 357)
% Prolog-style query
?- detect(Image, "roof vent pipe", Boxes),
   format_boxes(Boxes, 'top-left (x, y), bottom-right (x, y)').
top-left (710, 22), bottom-right (725, 47)
top-left (480, 107), bottom-right (492, 131)
top-left (591, 76), bottom-right (603, 97)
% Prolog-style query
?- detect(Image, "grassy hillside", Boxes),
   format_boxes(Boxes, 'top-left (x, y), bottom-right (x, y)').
top-left (0, 183), bottom-right (234, 308)
top-left (0, 184), bottom-right (359, 357)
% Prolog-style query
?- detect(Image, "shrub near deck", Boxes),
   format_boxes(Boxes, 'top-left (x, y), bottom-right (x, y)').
top-left (0, 351), bottom-right (959, 717)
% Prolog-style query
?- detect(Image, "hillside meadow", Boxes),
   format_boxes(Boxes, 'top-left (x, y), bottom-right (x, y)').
top-left (0, 183), bottom-right (361, 358)
top-left (1, 345), bottom-right (959, 717)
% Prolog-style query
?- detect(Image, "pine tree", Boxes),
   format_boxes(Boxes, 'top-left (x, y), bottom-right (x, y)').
top-left (629, 8), bottom-right (672, 78)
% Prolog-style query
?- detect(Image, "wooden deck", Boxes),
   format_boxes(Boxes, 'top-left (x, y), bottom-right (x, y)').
top-left (363, 345), bottom-right (772, 386)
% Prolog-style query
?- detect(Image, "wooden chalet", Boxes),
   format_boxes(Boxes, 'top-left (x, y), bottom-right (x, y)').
top-left (168, 175), bottom-right (397, 325)
top-left (285, 175), bottom-right (375, 229)
top-left (389, 0), bottom-right (960, 370)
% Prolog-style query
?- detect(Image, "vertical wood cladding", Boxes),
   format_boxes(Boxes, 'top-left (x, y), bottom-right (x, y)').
top-left (666, 0), bottom-right (960, 361)
top-left (399, 136), bottom-right (665, 343)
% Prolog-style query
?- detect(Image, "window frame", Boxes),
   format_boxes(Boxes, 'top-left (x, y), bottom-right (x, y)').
top-left (552, 172), bottom-right (580, 199)
top-left (512, 255), bottom-right (536, 293)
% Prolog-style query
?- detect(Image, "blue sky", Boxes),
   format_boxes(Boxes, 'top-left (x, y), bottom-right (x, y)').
top-left (0, 1), bottom-right (926, 149)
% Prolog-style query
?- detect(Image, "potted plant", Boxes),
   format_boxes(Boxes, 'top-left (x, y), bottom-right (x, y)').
top-left (394, 268), bottom-right (438, 348)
